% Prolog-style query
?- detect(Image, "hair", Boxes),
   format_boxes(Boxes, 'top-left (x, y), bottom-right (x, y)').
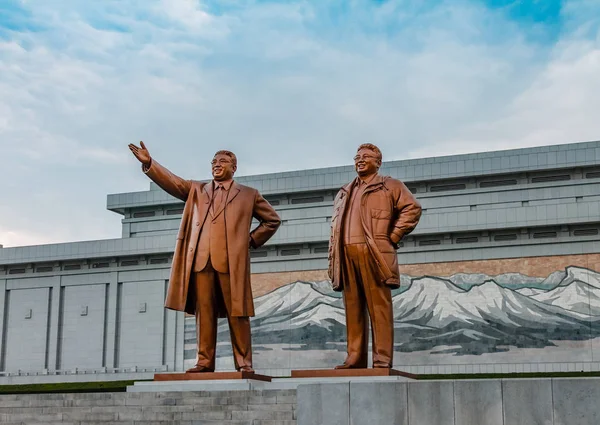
top-left (357, 143), bottom-right (382, 162)
top-left (213, 150), bottom-right (237, 167)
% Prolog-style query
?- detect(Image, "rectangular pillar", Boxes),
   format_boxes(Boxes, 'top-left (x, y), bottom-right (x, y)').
top-left (0, 278), bottom-right (6, 371)
top-left (46, 276), bottom-right (61, 370)
top-left (104, 272), bottom-right (119, 368)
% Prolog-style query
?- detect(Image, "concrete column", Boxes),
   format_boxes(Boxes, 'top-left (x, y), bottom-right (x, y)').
top-left (0, 278), bottom-right (6, 371)
top-left (121, 222), bottom-right (131, 238)
top-left (104, 272), bottom-right (119, 368)
top-left (46, 276), bottom-right (61, 370)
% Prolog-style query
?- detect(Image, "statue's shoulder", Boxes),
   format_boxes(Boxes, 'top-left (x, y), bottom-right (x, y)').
top-left (339, 179), bottom-right (355, 194)
top-left (190, 180), bottom-right (207, 190)
top-left (185, 181), bottom-right (210, 198)
top-left (382, 176), bottom-right (405, 189)
top-left (232, 182), bottom-right (259, 199)
top-left (234, 182), bottom-right (254, 192)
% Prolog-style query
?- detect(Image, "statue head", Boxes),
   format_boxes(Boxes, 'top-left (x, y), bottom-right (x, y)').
top-left (211, 150), bottom-right (237, 181)
top-left (354, 143), bottom-right (382, 178)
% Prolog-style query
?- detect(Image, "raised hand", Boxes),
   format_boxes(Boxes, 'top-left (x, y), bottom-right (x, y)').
top-left (128, 141), bottom-right (151, 166)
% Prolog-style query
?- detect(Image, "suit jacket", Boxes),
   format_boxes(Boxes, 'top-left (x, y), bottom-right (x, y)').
top-left (328, 175), bottom-right (421, 291)
top-left (144, 160), bottom-right (281, 317)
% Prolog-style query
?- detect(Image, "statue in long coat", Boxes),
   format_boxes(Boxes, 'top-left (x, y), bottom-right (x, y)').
top-left (128, 142), bottom-right (281, 372)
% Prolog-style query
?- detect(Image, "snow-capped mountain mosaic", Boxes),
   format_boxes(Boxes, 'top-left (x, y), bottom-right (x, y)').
top-left (184, 266), bottom-right (600, 368)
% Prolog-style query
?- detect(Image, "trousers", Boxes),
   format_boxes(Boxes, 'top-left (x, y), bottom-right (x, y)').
top-left (193, 261), bottom-right (252, 370)
top-left (342, 243), bottom-right (394, 368)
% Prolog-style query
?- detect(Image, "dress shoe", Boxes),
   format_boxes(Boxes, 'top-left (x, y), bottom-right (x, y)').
top-left (186, 365), bottom-right (215, 373)
top-left (238, 366), bottom-right (254, 373)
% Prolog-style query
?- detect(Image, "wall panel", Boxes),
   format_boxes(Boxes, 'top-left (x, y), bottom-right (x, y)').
top-left (5, 288), bottom-right (50, 371)
top-left (59, 284), bottom-right (106, 370)
top-left (117, 280), bottom-right (165, 368)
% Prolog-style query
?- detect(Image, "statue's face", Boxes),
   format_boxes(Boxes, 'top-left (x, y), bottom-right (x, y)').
top-left (354, 148), bottom-right (381, 177)
top-left (211, 153), bottom-right (236, 181)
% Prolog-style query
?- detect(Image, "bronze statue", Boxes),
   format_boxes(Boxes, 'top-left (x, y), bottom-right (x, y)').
top-left (328, 143), bottom-right (422, 368)
top-left (129, 142), bottom-right (281, 373)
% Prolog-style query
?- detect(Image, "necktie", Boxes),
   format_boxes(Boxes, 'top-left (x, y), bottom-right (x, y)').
top-left (213, 184), bottom-right (225, 214)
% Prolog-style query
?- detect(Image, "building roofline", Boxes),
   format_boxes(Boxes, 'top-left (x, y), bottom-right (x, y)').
top-left (106, 140), bottom-right (600, 213)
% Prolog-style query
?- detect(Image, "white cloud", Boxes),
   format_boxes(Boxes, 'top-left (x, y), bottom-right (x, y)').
top-left (160, 0), bottom-right (211, 26)
top-left (409, 29), bottom-right (600, 158)
top-left (0, 228), bottom-right (56, 248)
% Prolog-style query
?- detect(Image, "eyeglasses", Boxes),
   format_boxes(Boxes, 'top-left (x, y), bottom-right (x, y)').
top-left (353, 154), bottom-right (377, 162)
top-left (211, 158), bottom-right (232, 165)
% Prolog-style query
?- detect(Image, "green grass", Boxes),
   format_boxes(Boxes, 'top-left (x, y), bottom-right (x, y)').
top-left (0, 380), bottom-right (151, 394)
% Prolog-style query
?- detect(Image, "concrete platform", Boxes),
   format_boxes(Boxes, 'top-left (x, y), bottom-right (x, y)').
top-left (297, 377), bottom-right (600, 425)
top-left (128, 374), bottom-right (415, 392)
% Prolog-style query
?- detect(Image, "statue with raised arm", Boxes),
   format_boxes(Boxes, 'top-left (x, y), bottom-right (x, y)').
top-left (328, 143), bottom-right (422, 369)
top-left (129, 142), bottom-right (281, 373)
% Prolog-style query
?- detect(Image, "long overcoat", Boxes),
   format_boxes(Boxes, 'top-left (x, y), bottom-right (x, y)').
top-left (144, 160), bottom-right (281, 317)
top-left (328, 174), bottom-right (422, 291)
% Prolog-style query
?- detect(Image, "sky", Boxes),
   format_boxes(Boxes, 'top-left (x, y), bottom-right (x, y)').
top-left (0, 0), bottom-right (599, 248)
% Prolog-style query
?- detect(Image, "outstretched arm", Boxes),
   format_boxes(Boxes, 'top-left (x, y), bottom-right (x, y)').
top-left (249, 191), bottom-right (281, 248)
top-left (128, 141), bottom-right (192, 201)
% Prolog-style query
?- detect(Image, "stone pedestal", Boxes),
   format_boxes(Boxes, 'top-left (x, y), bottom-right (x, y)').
top-left (291, 368), bottom-right (417, 379)
top-left (154, 371), bottom-right (271, 382)
top-left (128, 378), bottom-right (272, 392)
top-left (127, 371), bottom-right (274, 392)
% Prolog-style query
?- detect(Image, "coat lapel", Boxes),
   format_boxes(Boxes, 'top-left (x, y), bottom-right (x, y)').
top-left (341, 178), bottom-right (357, 194)
top-left (203, 182), bottom-right (213, 204)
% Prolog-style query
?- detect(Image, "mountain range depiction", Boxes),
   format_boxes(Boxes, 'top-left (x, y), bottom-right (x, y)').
top-left (184, 266), bottom-right (600, 370)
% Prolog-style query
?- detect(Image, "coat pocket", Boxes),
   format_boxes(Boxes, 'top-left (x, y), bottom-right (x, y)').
top-left (381, 251), bottom-right (399, 278)
top-left (375, 237), bottom-right (395, 253)
top-left (371, 208), bottom-right (391, 219)
top-left (371, 208), bottom-right (392, 236)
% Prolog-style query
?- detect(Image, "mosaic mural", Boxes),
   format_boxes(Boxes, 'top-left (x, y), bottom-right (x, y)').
top-left (184, 265), bottom-right (600, 370)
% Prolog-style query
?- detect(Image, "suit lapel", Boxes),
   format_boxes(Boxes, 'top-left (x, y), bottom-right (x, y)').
top-left (211, 181), bottom-right (240, 220)
top-left (225, 182), bottom-right (241, 207)
top-left (203, 182), bottom-right (214, 216)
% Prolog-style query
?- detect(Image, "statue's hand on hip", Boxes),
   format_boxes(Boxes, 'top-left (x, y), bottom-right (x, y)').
top-left (390, 233), bottom-right (401, 249)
